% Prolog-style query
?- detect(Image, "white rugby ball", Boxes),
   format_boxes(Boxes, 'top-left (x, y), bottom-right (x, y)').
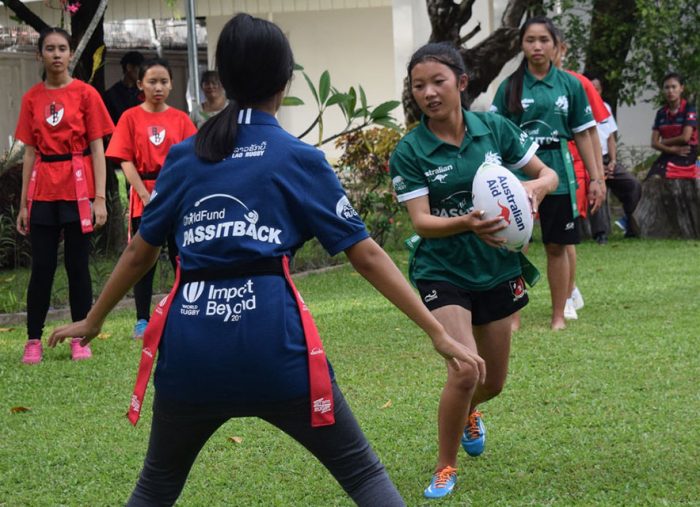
top-left (471, 163), bottom-right (533, 252)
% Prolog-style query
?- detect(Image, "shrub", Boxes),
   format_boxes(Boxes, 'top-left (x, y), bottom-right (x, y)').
top-left (334, 127), bottom-right (403, 246)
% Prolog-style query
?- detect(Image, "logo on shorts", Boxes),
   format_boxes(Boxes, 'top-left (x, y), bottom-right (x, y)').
top-left (424, 290), bottom-right (438, 303)
top-left (565, 221), bottom-right (575, 231)
top-left (313, 397), bottom-right (332, 414)
top-left (509, 277), bottom-right (527, 301)
top-left (45, 102), bottom-right (64, 126)
top-left (148, 126), bottom-right (166, 146)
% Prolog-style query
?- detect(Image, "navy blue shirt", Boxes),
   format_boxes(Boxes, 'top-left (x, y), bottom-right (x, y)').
top-left (139, 109), bottom-right (369, 403)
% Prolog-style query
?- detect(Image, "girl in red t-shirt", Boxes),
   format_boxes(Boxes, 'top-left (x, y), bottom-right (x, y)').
top-left (106, 58), bottom-right (196, 339)
top-left (15, 27), bottom-right (114, 365)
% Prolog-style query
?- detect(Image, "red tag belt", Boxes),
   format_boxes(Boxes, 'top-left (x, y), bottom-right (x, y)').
top-left (127, 256), bottom-right (335, 427)
top-left (27, 152), bottom-right (93, 234)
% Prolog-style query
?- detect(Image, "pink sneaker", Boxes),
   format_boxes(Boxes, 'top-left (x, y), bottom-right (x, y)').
top-left (22, 339), bottom-right (43, 364)
top-left (70, 338), bottom-right (92, 361)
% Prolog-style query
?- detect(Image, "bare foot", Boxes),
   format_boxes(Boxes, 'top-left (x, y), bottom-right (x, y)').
top-left (551, 318), bottom-right (566, 331)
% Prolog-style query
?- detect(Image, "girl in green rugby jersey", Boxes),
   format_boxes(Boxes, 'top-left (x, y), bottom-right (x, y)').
top-left (390, 42), bottom-right (558, 499)
top-left (491, 16), bottom-right (606, 331)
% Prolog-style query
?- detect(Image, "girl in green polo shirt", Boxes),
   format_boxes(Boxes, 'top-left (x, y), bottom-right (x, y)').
top-left (390, 42), bottom-right (558, 500)
top-left (491, 16), bottom-right (605, 331)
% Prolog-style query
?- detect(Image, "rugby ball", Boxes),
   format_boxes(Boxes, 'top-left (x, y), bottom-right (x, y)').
top-left (471, 163), bottom-right (533, 252)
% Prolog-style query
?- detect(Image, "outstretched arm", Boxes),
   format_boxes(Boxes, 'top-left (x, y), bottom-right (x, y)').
top-left (48, 234), bottom-right (161, 347)
top-left (344, 237), bottom-right (486, 380)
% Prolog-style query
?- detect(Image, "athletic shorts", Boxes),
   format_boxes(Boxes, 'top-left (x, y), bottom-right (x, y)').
top-left (538, 194), bottom-right (581, 245)
top-left (415, 278), bottom-right (528, 326)
top-left (30, 200), bottom-right (81, 226)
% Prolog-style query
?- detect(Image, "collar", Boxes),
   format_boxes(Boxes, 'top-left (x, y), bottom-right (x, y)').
top-left (236, 108), bottom-right (280, 126)
top-left (664, 99), bottom-right (687, 117)
top-left (524, 63), bottom-right (557, 89)
top-left (415, 109), bottom-right (490, 155)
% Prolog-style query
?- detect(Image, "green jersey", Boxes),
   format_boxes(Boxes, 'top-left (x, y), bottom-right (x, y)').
top-left (389, 110), bottom-right (538, 291)
top-left (491, 65), bottom-right (595, 195)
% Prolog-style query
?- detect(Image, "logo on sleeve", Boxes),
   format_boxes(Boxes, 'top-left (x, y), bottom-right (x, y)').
top-left (555, 95), bottom-right (569, 113)
top-left (392, 175), bottom-right (407, 192)
top-left (519, 131), bottom-right (529, 146)
top-left (148, 126), bottom-right (167, 146)
top-left (45, 102), bottom-right (64, 127)
top-left (484, 151), bottom-right (503, 165)
top-left (336, 196), bottom-right (358, 220)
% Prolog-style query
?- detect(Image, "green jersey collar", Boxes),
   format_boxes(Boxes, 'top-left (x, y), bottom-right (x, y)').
top-left (524, 63), bottom-right (557, 89)
top-left (415, 109), bottom-right (491, 155)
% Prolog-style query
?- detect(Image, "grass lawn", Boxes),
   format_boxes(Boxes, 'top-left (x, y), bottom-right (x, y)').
top-left (1, 235), bottom-right (699, 506)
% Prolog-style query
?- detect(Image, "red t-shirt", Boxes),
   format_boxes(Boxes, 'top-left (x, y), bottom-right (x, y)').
top-left (106, 105), bottom-right (196, 217)
top-left (106, 105), bottom-right (196, 175)
top-left (14, 80), bottom-right (114, 201)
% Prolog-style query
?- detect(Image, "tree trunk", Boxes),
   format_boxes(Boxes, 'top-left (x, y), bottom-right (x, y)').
top-left (404, 0), bottom-right (538, 123)
top-left (633, 178), bottom-right (700, 239)
top-left (70, 1), bottom-right (106, 92)
top-left (582, 0), bottom-right (637, 115)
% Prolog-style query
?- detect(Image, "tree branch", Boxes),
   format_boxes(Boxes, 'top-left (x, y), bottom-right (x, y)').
top-left (3, 0), bottom-right (50, 33)
top-left (458, 22), bottom-right (481, 45)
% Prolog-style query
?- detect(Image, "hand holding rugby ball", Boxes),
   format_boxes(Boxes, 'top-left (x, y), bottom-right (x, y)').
top-left (471, 163), bottom-right (533, 252)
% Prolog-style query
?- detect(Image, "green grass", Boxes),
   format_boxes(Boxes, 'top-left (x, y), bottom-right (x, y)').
top-left (1, 236), bottom-right (699, 506)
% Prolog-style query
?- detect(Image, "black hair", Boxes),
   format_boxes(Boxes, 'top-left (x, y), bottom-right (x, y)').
top-left (200, 70), bottom-right (221, 86)
top-left (505, 16), bottom-right (559, 115)
top-left (661, 72), bottom-right (684, 87)
top-left (407, 42), bottom-right (469, 109)
top-left (138, 57), bottom-right (173, 81)
top-left (582, 71), bottom-right (602, 84)
top-left (195, 13), bottom-right (294, 162)
top-left (120, 51), bottom-right (145, 72)
top-left (38, 26), bottom-right (72, 52)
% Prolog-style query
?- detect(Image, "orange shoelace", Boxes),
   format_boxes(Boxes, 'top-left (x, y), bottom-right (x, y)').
top-left (466, 410), bottom-right (483, 439)
top-left (433, 465), bottom-right (457, 488)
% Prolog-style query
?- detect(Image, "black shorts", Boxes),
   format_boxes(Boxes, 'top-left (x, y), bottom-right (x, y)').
top-left (416, 278), bottom-right (528, 326)
top-left (29, 200), bottom-right (81, 226)
top-left (538, 194), bottom-right (580, 245)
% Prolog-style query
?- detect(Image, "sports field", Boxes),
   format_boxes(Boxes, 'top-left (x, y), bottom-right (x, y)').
top-left (1, 236), bottom-right (698, 506)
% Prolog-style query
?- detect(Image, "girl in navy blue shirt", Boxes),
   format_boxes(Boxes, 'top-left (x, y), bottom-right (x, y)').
top-left (49, 14), bottom-right (482, 506)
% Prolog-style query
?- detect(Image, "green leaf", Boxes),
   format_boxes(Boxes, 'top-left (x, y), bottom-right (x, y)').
top-left (370, 100), bottom-right (401, 120)
top-left (293, 63), bottom-right (304, 71)
top-left (371, 117), bottom-right (401, 130)
top-left (359, 86), bottom-right (368, 111)
top-left (303, 71), bottom-right (319, 105)
top-left (326, 93), bottom-right (350, 108)
top-left (282, 96), bottom-right (304, 106)
top-left (318, 71), bottom-right (331, 105)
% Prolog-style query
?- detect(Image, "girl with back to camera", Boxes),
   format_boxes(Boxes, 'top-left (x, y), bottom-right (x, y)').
top-left (15, 27), bottom-right (113, 364)
top-left (49, 14), bottom-right (482, 506)
top-left (390, 42), bottom-right (557, 499)
top-left (491, 16), bottom-right (605, 331)
top-left (106, 57), bottom-right (197, 339)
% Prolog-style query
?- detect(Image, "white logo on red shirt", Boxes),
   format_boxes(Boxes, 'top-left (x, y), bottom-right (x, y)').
top-left (148, 126), bottom-right (166, 146)
top-left (45, 102), bottom-right (64, 127)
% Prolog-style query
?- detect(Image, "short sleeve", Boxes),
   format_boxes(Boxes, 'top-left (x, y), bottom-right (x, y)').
top-left (652, 108), bottom-right (663, 131)
top-left (568, 77), bottom-right (596, 134)
top-left (291, 150), bottom-right (369, 256)
top-left (105, 111), bottom-right (135, 162)
top-left (490, 80), bottom-right (509, 117)
top-left (580, 77), bottom-right (610, 123)
top-left (181, 113), bottom-right (198, 138)
top-left (389, 139), bottom-right (429, 202)
top-left (14, 93), bottom-right (35, 146)
top-left (684, 104), bottom-right (697, 128)
top-left (490, 114), bottom-right (539, 170)
top-left (138, 143), bottom-right (188, 246)
top-left (83, 84), bottom-right (114, 141)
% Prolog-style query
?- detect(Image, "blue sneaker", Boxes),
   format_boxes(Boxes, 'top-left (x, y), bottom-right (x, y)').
top-left (424, 465), bottom-right (457, 499)
top-left (461, 410), bottom-right (486, 457)
top-left (614, 216), bottom-right (628, 233)
top-left (133, 319), bottom-right (148, 340)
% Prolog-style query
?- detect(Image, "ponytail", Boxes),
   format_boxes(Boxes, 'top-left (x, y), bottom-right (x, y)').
top-left (195, 100), bottom-right (240, 162)
top-left (505, 59), bottom-right (528, 115)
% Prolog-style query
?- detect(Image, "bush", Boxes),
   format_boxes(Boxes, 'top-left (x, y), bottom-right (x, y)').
top-left (334, 127), bottom-right (403, 246)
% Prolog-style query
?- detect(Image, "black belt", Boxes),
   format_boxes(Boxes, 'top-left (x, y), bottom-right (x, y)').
top-left (140, 172), bottom-right (159, 181)
top-left (39, 147), bottom-right (91, 162)
top-left (180, 257), bottom-right (284, 283)
top-left (537, 143), bottom-right (560, 151)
